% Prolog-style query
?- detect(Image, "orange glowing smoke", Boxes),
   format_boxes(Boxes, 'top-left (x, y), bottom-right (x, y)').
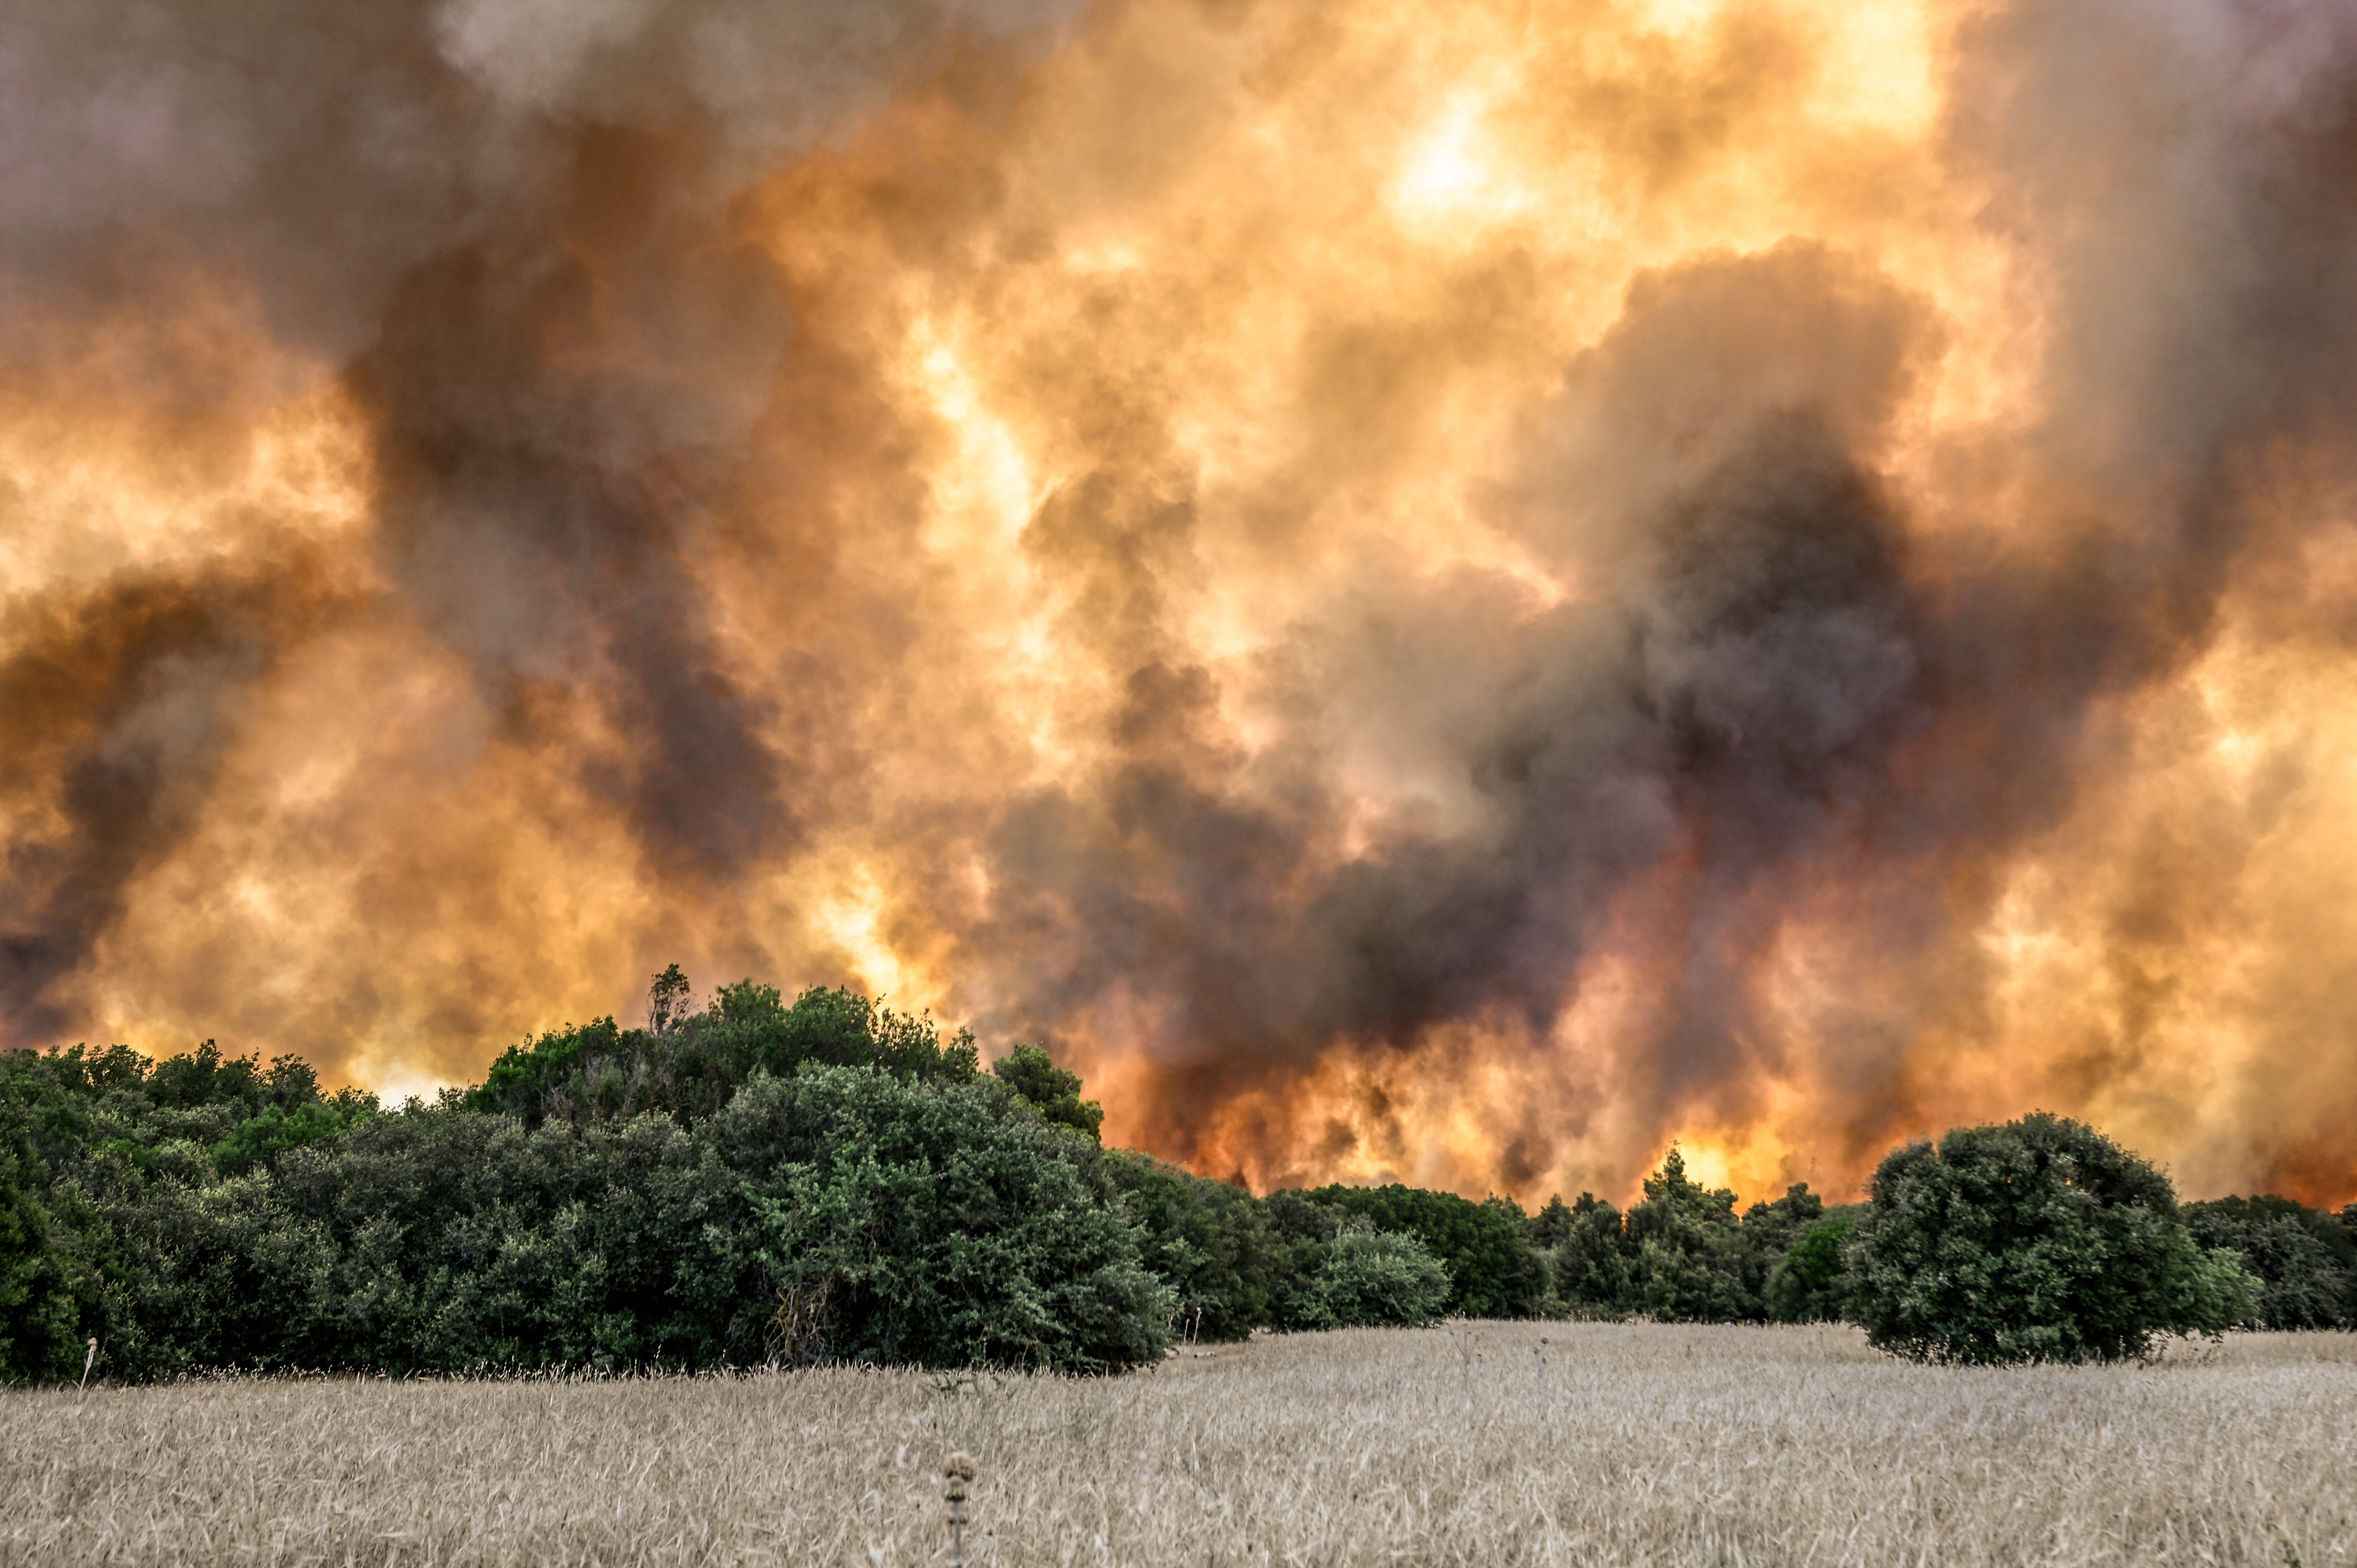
top-left (5, 0), bottom-right (2356, 1206)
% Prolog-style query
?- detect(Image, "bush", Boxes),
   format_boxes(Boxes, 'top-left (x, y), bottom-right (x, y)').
top-left (991, 1044), bottom-right (1106, 1142)
top-left (1, 1016), bottom-right (1171, 1380)
top-left (1764, 1211), bottom-right (1857, 1323)
top-left (14, 984), bottom-right (2319, 1381)
top-left (0, 1121), bottom-right (78, 1384)
top-left (1621, 1148), bottom-right (1756, 1321)
top-left (1546, 1194), bottom-right (1634, 1314)
top-left (1536, 1162), bottom-right (1849, 1323)
top-left (465, 980), bottom-right (980, 1129)
top-left (1261, 1195), bottom-right (1450, 1331)
top-left (1292, 1229), bottom-right (1452, 1330)
top-left (1846, 1112), bottom-right (2258, 1364)
top-left (2182, 1197), bottom-right (2356, 1330)
top-left (1102, 1152), bottom-right (1285, 1342)
top-left (1301, 1183), bottom-right (1545, 1317)
top-left (719, 1067), bottom-right (1171, 1373)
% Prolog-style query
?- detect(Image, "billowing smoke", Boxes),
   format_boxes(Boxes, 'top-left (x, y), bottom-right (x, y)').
top-left (5, 0), bottom-right (2355, 1206)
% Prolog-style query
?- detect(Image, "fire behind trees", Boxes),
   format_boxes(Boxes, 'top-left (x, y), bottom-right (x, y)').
top-left (2, 976), bottom-right (2349, 1385)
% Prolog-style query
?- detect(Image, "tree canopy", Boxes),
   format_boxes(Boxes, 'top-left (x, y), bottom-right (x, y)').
top-left (4, 975), bottom-right (2335, 1384)
top-left (1845, 1112), bottom-right (2258, 1364)
top-left (990, 1043), bottom-right (1106, 1142)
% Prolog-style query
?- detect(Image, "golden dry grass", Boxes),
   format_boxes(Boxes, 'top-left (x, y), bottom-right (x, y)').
top-left (5, 1323), bottom-right (2353, 1566)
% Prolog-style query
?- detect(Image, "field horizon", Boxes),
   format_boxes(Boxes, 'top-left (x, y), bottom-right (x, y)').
top-left (7, 1321), bottom-right (2352, 1566)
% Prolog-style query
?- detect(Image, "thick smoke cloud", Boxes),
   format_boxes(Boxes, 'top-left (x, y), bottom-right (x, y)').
top-left (5, 0), bottom-right (2355, 1205)
top-left (974, 244), bottom-right (1939, 1166)
top-left (0, 0), bottom-right (1078, 1045)
top-left (0, 557), bottom-right (347, 1040)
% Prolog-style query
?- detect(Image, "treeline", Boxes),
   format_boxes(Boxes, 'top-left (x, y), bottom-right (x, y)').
top-left (3, 973), bottom-right (2352, 1383)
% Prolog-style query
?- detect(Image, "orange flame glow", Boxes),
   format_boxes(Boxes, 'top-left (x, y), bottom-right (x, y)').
top-left (6, 0), bottom-right (2356, 1207)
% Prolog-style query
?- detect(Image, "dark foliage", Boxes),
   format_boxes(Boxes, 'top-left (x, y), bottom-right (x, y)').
top-left (0, 981), bottom-right (1162, 1382)
top-left (1764, 1208), bottom-right (1860, 1324)
top-left (0, 1116), bottom-right (77, 1383)
top-left (722, 1068), bottom-right (1170, 1372)
top-left (1545, 1192), bottom-right (1635, 1313)
top-left (2181, 1195), bottom-right (2356, 1330)
top-left (1255, 1190), bottom-right (1452, 1330)
top-left (1299, 1183), bottom-right (1546, 1318)
top-left (1102, 1152), bottom-right (1285, 1341)
top-left (1527, 1154), bottom-right (1855, 1324)
top-left (463, 982), bottom-right (979, 1129)
top-left (1280, 1229), bottom-right (1452, 1330)
top-left (5, 979), bottom-right (2331, 1381)
top-left (1619, 1149), bottom-right (1756, 1321)
top-left (0, 1039), bottom-right (380, 1382)
top-left (990, 1043), bottom-right (1106, 1142)
top-left (1846, 1112), bottom-right (2257, 1364)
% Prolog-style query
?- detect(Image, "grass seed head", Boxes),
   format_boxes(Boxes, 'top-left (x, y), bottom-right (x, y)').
top-left (944, 1450), bottom-right (975, 1504)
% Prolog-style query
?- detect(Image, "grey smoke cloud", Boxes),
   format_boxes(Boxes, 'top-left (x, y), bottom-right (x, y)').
top-left (0, 0), bottom-right (1083, 1037)
top-left (967, 243), bottom-right (1940, 1164)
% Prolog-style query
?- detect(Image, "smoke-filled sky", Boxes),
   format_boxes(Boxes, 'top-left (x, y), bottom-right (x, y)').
top-left (5, 0), bottom-right (2356, 1207)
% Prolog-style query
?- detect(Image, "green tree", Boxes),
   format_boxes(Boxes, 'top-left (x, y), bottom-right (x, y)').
top-left (647, 964), bottom-right (693, 1034)
top-left (2183, 1196), bottom-right (2355, 1330)
top-left (1102, 1152), bottom-right (1284, 1340)
top-left (1622, 1148), bottom-right (1756, 1321)
top-left (721, 1066), bottom-right (1169, 1372)
top-left (1530, 1194), bottom-right (1577, 1250)
top-left (990, 1043), bottom-right (1105, 1142)
top-left (209, 1094), bottom-right (375, 1178)
top-left (1289, 1229), bottom-right (1452, 1330)
top-left (1764, 1211), bottom-right (1857, 1323)
top-left (1263, 1189), bottom-right (1346, 1330)
top-left (0, 1121), bottom-right (79, 1383)
top-left (1547, 1193), bottom-right (1633, 1315)
top-left (1847, 1113), bottom-right (2258, 1364)
top-left (1303, 1183), bottom-right (1545, 1317)
top-left (465, 981), bottom-right (980, 1128)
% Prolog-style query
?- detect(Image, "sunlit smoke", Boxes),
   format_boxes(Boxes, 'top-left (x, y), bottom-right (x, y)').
top-left (5, 0), bottom-right (2356, 1207)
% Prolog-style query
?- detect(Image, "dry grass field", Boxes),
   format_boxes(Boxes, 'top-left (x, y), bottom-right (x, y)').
top-left (5, 1322), bottom-right (2353, 1567)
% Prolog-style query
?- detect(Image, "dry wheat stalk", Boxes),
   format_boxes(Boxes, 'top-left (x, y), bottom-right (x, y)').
top-left (5, 1324), bottom-right (2353, 1566)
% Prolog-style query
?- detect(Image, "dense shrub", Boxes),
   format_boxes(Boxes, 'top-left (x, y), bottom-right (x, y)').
top-left (991, 1044), bottom-right (1106, 1142)
top-left (1846, 1112), bottom-right (2258, 1364)
top-left (1260, 1194), bottom-right (1451, 1330)
top-left (9, 981), bottom-right (2334, 1382)
top-left (1621, 1149), bottom-right (1757, 1321)
top-left (1103, 1152), bottom-right (1286, 1342)
top-left (1287, 1230), bottom-right (1453, 1329)
top-left (1764, 1210), bottom-right (1858, 1323)
top-left (722, 1067), bottom-right (1171, 1372)
top-left (464, 983), bottom-right (979, 1129)
top-left (1302, 1183), bottom-right (1545, 1318)
top-left (1545, 1193), bottom-right (1635, 1312)
top-left (0, 1120), bottom-right (77, 1383)
top-left (0, 997), bottom-right (1168, 1380)
top-left (2180, 1196), bottom-right (2355, 1330)
top-left (1532, 1156), bottom-right (1854, 1324)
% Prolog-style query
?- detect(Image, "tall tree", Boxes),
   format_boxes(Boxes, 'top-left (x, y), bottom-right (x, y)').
top-left (1847, 1113), bottom-right (2257, 1364)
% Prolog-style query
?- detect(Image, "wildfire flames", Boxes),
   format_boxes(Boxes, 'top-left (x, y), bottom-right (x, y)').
top-left (6, 0), bottom-right (2356, 1206)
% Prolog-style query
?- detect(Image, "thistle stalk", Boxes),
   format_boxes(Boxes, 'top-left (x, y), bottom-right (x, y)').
top-left (944, 1450), bottom-right (976, 1567)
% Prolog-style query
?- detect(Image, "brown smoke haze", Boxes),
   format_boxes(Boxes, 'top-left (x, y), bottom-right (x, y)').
top-left (6, 0), bottom-right (2357, 1206)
